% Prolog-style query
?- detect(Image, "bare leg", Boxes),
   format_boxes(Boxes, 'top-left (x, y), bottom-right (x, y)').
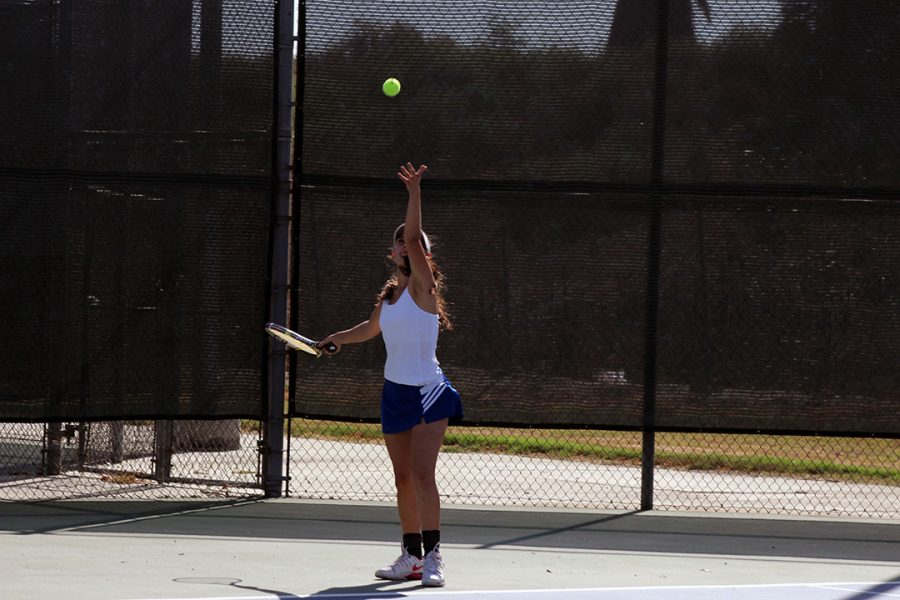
top-left (384, 429), bottom-right (420, 534)
top-left (410, 418), bottom-right (449, 531)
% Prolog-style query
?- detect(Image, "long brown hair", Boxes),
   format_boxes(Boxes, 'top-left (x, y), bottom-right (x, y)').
top-left (377, 227), bottom-right (452, 331)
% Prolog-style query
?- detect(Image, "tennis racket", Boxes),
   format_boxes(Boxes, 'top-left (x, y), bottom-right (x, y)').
top-left (265, 323), bottom-right (337, 357)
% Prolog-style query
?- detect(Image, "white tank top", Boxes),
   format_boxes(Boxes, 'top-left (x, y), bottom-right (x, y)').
top-left (379, 288), bottom-right (443, 386)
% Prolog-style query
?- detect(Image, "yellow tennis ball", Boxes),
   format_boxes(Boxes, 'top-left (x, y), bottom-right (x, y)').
top-left (382, 77), bottom-right (401, 97)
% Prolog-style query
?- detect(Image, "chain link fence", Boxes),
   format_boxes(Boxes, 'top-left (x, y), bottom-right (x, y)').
top-left (285, 420), bottom-right (898, 518)
top-left (2, 1), bottom-right (897, 520)
top-left (285, 0), bottom-right (899, 521)
top-left (0, 420), bottom-right (263, 501)
top-left (1, 419), bottom-right (896, 517)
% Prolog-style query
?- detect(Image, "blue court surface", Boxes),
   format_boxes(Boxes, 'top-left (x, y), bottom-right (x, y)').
top-left (1, 499), bottom-right (897, 600)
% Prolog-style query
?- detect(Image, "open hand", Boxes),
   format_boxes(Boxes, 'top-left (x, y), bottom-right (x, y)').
top-left (397, 162), bottom-right (428, 191)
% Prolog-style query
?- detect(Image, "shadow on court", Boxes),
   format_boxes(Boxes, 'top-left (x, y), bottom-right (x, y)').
top-left (1, 498), bottom-right (898, 600)
top-left (308, 580), bottom-right (418, 598)
top-left (172, 577), bottom-right (305, 600)
top-left (841, 580), bottom-right (900, 600)
top-left (0, 498), bottom-right (254, 534)
top-left (1, 498), bottom-right (897, 564)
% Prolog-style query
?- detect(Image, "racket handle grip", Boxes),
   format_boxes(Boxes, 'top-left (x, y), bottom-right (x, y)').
top-left (321, 342), bottom-right (338, 354)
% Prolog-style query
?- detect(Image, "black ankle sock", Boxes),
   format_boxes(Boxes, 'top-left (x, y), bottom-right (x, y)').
top-left (403, 533), bottom-right (423, 559)
top-left (423, 529), bottom-right (440, 555)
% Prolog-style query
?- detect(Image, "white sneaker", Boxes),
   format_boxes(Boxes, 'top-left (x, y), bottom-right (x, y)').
top-left (375, 547), bottom-right (423, 581)
top-left (422, 546), bottom-right (445, 587)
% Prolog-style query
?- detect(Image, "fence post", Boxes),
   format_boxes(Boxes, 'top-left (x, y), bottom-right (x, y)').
top-left (262, 0), bottom-right (296, 498)
top-left (153, 420), bottom-right (173, 482)
top-left (641, 0), bottom-right (670, 511)
top-left (45, 422), bottom-right (63, 475)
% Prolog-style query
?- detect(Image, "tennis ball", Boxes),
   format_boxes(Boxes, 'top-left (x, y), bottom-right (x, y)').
top-left (382, 77), bottom-right (401, 97)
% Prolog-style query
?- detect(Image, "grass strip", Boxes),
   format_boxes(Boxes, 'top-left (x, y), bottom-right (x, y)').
top-left (268, 420), bottom-right (899, 484)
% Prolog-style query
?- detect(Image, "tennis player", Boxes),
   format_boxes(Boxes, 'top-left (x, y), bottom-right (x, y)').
top-left (318, 163), bottom-right (462, 587)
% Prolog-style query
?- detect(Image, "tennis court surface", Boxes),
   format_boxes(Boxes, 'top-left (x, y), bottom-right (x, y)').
top-left (2, 499), bottom-right (897, 600)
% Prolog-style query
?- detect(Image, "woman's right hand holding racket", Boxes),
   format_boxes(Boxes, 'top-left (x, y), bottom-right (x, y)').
top-left (317, 334), bottom-right (340, 355)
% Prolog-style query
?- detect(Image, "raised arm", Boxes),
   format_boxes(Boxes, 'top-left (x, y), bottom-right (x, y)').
top-left (397, 162), bottom-right (435, 294)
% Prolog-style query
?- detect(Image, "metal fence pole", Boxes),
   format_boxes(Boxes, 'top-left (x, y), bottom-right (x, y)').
top-left (45, 422), bottom-right (63, 475)
top-left (153, 420), bottom-right (173, 482)
top-left (262, 0), bottom-right (295, 498)
top-left (641, 0), bottom-right (670, 511)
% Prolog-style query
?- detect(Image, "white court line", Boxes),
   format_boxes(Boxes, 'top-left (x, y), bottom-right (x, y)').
top-left (121, 581), bottom-right (900, 600)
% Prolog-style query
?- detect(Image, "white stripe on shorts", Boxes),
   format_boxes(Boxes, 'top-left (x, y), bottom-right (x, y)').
top-left (421, 381), bottom-right (448, 414)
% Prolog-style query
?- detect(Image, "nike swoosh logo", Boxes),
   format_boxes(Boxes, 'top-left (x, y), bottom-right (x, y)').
top-left (412, 565), bottom-right (423, 572)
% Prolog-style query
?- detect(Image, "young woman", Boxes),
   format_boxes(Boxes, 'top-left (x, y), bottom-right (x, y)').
top-left (318, 163), bottom-right (462, 587)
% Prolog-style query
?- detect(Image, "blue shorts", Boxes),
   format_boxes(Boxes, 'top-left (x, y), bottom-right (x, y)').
top-left (381, 376), bottom-right (463, 434)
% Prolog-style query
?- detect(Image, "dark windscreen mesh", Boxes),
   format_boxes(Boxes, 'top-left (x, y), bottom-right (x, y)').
top-left (295, 186), bottom-right (648, 426)
top-left (0, 0), bottom-right (275, 420)
top-left (300, 1), bottom-right (652, 182)
top-left (293, 1), bottom-right (900, 435)
top-left (655, 197), bottom-right (900, 433)
top-left (666, 1), bottom-right (900, 189)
